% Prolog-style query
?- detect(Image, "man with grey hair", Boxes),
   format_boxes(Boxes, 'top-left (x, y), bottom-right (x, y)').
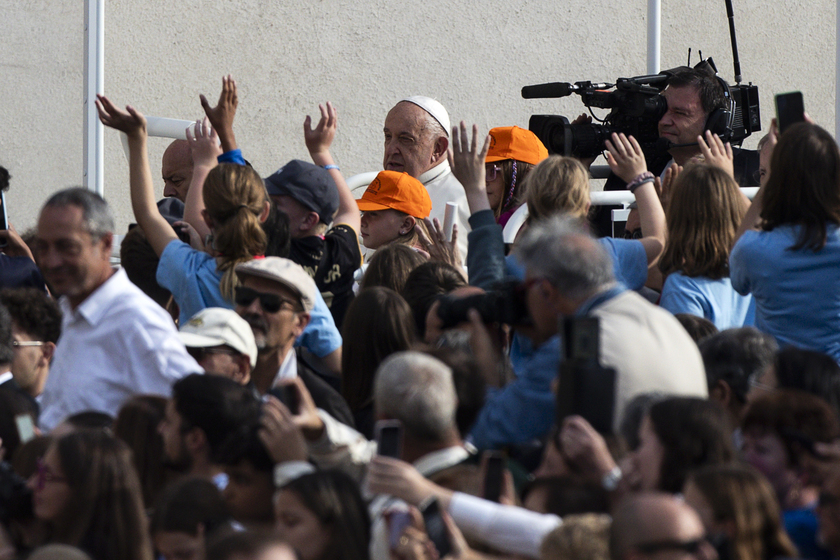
top-left (284, 350), bottom-right (469, 560)
top-left (294, 351), bottom-right (466, 473)
top-left (699, 327), bottom-right (777, 432)
top-left (382, 97), bottom-right (471, 259)
top-left (469, 216), bottom-right (705, 449)
top-left (35, 187), bottom-right (200, 431)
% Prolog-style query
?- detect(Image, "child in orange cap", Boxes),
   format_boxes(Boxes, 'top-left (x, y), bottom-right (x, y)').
top-left (485, 126), bottom-right (548, 226)
top-left (357, 170), bottom-right (432, 251)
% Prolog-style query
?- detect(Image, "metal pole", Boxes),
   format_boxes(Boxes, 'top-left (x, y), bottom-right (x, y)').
top-left (647, 0), bottom-right (661, 74)
top-left (83, 0), bottom-right (104, 195)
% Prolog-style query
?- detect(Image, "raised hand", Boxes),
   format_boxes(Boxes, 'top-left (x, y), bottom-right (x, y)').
top-left (259, 394), bottom-right (308, 464)
top-left (285, 376), bottom-right (326, 441)
top-left (186, 116), bottom-right (222, 168)
top-left (0, 224), bottom-right (35, 262)
top-left (199, 75), bottom-right (238, 152)
top-left (304, 102), bottom-right (337, 158)
top-left (419, 218), bottom-right (462, 271)
top-left (605, 132), bottom-right (648, 184)
top-left (559, 415), bottom-right (617, 481)
top-left (367, 456), bottom-right (440, 506)
top-left (656, 163), bottom-right (683, 209)
top-left (95, 95), bottom-right (146, 138)
top-left (449, 122), bottom-right (490, 195)
top-left (697, 130), bottom-right (734, 178)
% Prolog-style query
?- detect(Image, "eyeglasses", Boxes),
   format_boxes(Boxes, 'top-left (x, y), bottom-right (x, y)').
top-left (234, 287), bottom-right (298, 314)
top-left (485, 164), bottom-right (502, 182)
top-left (635, 538), bottom-right (707, 555)
top-left (186, 346), bottom-right (240, 362)
top-left (35, 458), bottom-right (68, 491)
top-left (623, 228), bottom-right (643, 240)
top-left (13, 340), bottom-right (44, 348)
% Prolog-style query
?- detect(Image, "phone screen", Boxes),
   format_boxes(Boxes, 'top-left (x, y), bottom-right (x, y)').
top-left (421, 498), bottom-right (452, 558)
top-left (0, 191), bottom-right (7, 248)
top-left (15, 414), bottom-right (35, 444)
top-left (483, 452), bottom-right (505, 502)
top-left (776, 92), bottom-right (805, 134)
top-left (375, 420), bottom-right (403, 458)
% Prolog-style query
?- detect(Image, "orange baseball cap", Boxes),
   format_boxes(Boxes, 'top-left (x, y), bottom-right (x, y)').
top-left (357, 171), bottom-right (432, 219)
top-left (485, 126), bottom-right (549, 165)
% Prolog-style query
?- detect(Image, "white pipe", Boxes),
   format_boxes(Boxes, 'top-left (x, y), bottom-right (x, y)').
top-left (647, 0), bottom-right (661, 74)
top-left (118, 117), bottom-right (198, 161)
top-left (590, 186), bottom-right (758, 206)
top-left (83, 0), bottom-right (104, 195)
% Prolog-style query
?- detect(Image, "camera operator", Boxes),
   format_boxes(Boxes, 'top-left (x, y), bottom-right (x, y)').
top-left (468, 215), bottom-right (706, 450)
top-left (658, 68), bottom-right (729, 167)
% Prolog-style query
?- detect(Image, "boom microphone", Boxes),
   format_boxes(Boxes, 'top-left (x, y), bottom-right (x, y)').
top-left (521, 82), bottom-right (577, 99)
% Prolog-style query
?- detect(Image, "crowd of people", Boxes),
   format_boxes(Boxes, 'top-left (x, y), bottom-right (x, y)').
top-left (2, 63), bottom-right (840, 560)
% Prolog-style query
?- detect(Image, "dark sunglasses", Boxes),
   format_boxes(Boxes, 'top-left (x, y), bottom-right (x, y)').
top-left (234, 286), bottom-right (297, 313)
top-left (635, 539), bottom-right (706, 555)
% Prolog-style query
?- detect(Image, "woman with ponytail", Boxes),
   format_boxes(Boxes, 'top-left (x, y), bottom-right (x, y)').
top-left (96, 77), bottom-right (270, 325)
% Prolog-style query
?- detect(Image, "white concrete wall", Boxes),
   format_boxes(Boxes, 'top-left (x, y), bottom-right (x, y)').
top-left (0, 0), bottom-right (835, 234)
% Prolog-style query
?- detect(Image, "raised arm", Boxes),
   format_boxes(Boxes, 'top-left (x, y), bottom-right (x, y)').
top-left (606, 132), bottom-right (667, 267)
top-left (96, 95), bottom-right (176, 256)
top-left (182, 117), bottom-right (222, 241)
top-left (448, 122), bottom-right (491, 216)
top-left (200, 75), bottom-right (239, 154)
top-left (733, 120), bottom-right (779, 247)
top-left (304, 102), bottom-right (360, 232)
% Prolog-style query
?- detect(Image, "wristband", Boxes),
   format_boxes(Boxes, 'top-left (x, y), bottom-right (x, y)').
top-left (626, 171), bottom-right (655, 193)
top-left (323, 165), bottom-right (340, 171)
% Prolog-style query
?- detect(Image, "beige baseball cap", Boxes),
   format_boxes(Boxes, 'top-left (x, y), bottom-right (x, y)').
top-left (235, 257), bottom-right (317, 313)
top-left (179, 307), bottom-right (258, 368)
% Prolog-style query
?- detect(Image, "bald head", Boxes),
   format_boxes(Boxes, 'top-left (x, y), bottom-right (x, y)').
top-left (162, 139), bottom-right (194, 201)
top-left (611, 493), bottom-right (714, 560)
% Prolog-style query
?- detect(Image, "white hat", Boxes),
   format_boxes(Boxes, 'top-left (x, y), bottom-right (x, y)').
top-left (400, 96), bottom-right (451, 137)
top-left (235, 257), bottom-right (317, 313)
top-left (179, 307), bottom-right (258, 368)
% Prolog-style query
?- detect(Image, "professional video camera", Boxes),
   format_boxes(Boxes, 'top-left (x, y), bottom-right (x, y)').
top-left (524, 60), bottom-right (760, 159)
top-left (523, 0), bottom-right (760, 160)
top-left (435, 279), bottom-right (531, 329)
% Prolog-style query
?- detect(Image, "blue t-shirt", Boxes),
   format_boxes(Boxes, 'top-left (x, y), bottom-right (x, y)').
top-left (731, 224), bottom-right (840, 361)
top-left (660, 272), bottom-right (755, 330)
top-left (157, 240), bottom-right (227, 325)
top-left (505, 237), bottom-right (648, 290)
top-left (156, 240), bottom-right (341, 357)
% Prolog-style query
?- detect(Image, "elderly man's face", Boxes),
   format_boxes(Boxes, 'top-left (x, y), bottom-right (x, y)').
top-left (35, 204), bottom-right (112, 308)
top-left (235, 276), bottom-right (308, 354)
top-left (162, 140), bottom-right (194, 202)
top-left (383, 102), bottom-right (439, 179)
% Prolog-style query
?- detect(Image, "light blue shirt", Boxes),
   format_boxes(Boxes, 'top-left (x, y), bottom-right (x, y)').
top-left (660, 272), bottom-right (755, 330)
top-left (504, 237), bottom-right (648, 291)
top-left (731, 224), bottom-right (840, 362)
top-left (157, 240), bottom-right (341, 357)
